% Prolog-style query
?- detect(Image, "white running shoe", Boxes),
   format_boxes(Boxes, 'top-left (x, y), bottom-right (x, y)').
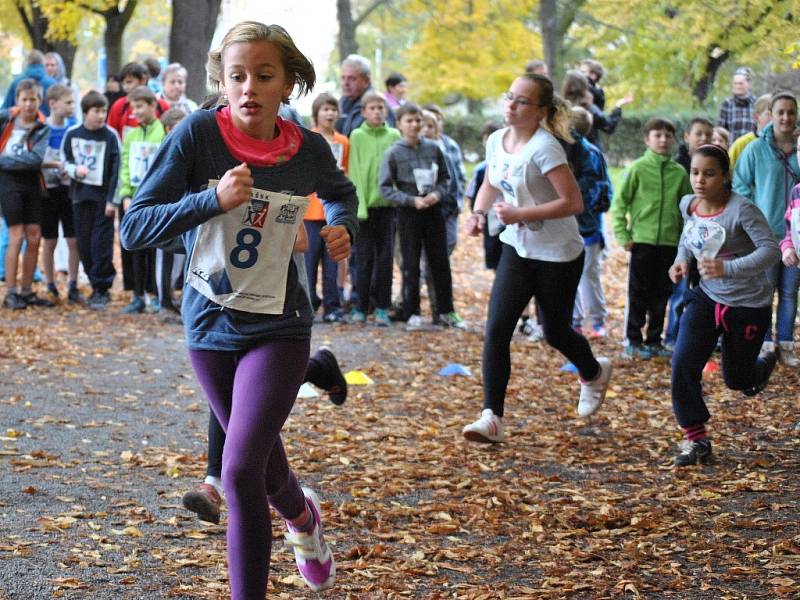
top-left (577, 357), bottom-right (612, 417)
top-left (284, 488), bottom-right (336, 592)
top-left (527, 324), bottom-right (544, 343)
top-left (406, 315), bottom-right (423, 331)
top-left (777, 341), bottom-right (800, 367)
top-left (462, 409), bottom-right (506, 443)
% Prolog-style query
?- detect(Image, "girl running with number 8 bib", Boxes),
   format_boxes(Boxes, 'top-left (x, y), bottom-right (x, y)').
top-left (121, 22), bottom-right (357, 599)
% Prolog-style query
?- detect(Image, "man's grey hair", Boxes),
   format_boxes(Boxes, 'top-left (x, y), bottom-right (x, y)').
top-left (341, 54), bottom-right (371, 80)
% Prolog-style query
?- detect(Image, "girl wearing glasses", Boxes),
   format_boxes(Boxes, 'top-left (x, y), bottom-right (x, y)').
top-left (462, 73), bottom-right (612, 443)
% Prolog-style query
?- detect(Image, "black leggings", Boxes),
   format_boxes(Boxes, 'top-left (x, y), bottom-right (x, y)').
top-left (483, 244), bottom-right (600, 417)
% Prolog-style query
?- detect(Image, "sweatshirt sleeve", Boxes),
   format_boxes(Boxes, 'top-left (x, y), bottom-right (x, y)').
top-left (310, 134), bottom-right (358, 243)
top-left (433, 145), bottom-right (451, 202)
top-left (611, 166), bottom-right (636, 246)
top-left (378, 148), bottom-right (414, 207)
top-left (118, 132), bottom-right (133, 199)
top-left (723, 202), bottom-right (780, 278)
top-left (780, 186), bottom-right (800, 252)
top-left (105, 130), bottom-right (122, 206)
top-left (0, 124), bottom-right (50, 170)
top-left (62, 129), bottom-right (77, 179)
top-left (732, 143), bottom-right (756, 201)
top-left (590, 105), bottom-right (622, 135)
top-left (119, 119), bottom-right (223, 251)
top-left (674, 196), bottom-right (692, 265)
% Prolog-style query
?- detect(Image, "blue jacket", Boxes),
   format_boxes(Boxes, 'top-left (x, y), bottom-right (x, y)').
top-left (2, 64), bottom-right (57, 116)
top-left (120, 108), bottom-right (358, 350)
top-left (733, 122), bottom-right (800, 238)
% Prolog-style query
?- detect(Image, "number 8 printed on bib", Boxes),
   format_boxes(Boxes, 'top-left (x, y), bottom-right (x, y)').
top-left (186, 181), bottom-right (310, 314)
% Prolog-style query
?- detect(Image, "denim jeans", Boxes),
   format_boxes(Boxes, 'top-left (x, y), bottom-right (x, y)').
top-left (765, 262), bottom-right (800, 342)
top-left (664, 277), bottom-right (688, 346)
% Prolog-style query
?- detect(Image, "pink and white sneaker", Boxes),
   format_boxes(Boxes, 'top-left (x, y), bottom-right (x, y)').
top-left (284, 488), bottom-right (336, 592)
top-left (462, 409), bottom-right (506, 443)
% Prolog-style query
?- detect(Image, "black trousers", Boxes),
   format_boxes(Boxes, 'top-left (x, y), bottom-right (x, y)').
top-left (73, 201), bottom-right (115, 292)
top-left (396, 204), bottom-right (454, 318)
top-left (355, 207), bottom-right (395, 313)
top-left (625, 243), bottom-right (676, 345)
top-left (483, 244), bottom-right (599, 417)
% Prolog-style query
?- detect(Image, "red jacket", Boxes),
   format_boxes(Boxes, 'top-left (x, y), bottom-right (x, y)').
top-left (107, 96), bottom-right (171, 139)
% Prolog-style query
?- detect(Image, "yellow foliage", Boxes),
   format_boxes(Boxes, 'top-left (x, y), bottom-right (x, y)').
top-left (398, 0), bottom-right (541, 103)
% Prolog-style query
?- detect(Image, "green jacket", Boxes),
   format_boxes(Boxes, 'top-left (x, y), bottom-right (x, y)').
top-left (611, 149), bottom-right (691, 247)
top-left (119, 119), bottom-right (166, 199)
top-left (348, 121), bottom-right (401, 219)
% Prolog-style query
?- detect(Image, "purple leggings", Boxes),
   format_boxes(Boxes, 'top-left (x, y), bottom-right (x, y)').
top-left (189, 339), bottom-right (309, 600)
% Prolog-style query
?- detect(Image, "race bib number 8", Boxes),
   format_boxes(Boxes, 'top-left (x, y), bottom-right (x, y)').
top-left (186, 181), bottom-right (309, 314)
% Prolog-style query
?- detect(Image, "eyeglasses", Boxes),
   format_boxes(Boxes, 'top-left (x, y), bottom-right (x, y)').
top-left (502, 91), bottom-right (540, 106)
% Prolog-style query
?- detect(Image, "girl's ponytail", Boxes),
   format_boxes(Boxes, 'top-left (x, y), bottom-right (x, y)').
top-left (522, 73), bottom-right (574, 144)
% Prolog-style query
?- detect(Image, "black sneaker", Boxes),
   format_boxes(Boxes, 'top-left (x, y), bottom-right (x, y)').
top-left (743, 351), bottom-right (777, 397)
top-left (3, 292), bottom-right (27, 310)
top-left (309, 346), bottom-right (347, 406)
top-left (22, 292), bottom-right (55, 308)
top-left (674, 439), bottom-right (712, 467)
top-left (67, 286), bottom-right (85, 305)
top-left (47, 282), bottom-right (60, 299)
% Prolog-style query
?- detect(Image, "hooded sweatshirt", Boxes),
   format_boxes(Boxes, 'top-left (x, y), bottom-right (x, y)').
top-left (733, 122), bottom-right (800, 239)
top-left (611, 148), bottom-right (692, 247)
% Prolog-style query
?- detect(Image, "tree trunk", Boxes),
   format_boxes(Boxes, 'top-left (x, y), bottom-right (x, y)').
top-left (337, 0), bottom-right (359, 60)
top-left (170, 0), bottom-right (223, 102)
top-left (13, 2), bottom-right (78, 78)
top-left (539, 0), bottom-right (562, 84)
top-left (100, 1), bottom-right (139, 78)
top-left (693, 48), bottom-right (730, 106)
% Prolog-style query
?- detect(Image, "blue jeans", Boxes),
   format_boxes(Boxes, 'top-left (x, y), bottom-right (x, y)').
top-left (303, 220), bottom-right (341, 315)
top-left (765, 262), bottom-right (800, 342)
top-left (664, 277), bottom-right (688, 346)
top-left (0, 218), bottom-right (42, 282)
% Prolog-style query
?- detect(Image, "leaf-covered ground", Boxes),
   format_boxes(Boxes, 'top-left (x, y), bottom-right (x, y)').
top-left (1, 230), bottom-right (799, 599)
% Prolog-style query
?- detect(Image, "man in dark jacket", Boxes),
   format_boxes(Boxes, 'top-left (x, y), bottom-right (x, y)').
top-left (336, 54), bottom-right (394, 136)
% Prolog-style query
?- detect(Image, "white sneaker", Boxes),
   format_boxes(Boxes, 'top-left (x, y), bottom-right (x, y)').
top-left (462, 409), bottom-right (506, 443)
top-left (577, 357), bottom-right (612, 417)
top-left (777, 341), bottom-right (800, 367)
top-left (284, 488), bottom-right (336, 592)
top-left (406, 315), bottom-right (423, 331)
top-left (760, 341), bottom-right (776, 358)
top-left (527, 323), bottom-right (544, 343)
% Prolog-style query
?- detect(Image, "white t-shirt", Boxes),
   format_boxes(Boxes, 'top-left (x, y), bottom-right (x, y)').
top-left (486, 127), bottom-right (583, 262)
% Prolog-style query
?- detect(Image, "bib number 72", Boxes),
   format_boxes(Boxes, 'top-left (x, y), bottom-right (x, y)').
top-left (230, 228), bottom-right (262, 269)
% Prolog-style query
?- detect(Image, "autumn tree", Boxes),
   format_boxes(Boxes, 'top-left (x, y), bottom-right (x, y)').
top-left (336, 0), bottom-right (390, 61)
top-left (5, 1), bottom-right (78, 76)
top-left (400, 0), bottom-right (541, 106)
top-left (539, 0), bottom-right (586, 84)
top-left (578, 0), bottom-right (797, 107)
top-left (169, 0), bottom-right (222, 102)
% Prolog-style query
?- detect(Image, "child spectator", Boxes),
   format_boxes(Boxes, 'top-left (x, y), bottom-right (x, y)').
top-left (62, 91), bottom-right (121, 310)
top-left (106, 62), bottom-right (170, 139)
top-left (144, 57), bottom-right (163, 95)
top-left (348, 90), bottom-right (401, 325)
top-left (729, 94), bottom-right (771, 168)
top-left (40, 84), bottom-right (82, 304)
top-left (570, 106), bottom-right (611, 338)
top-left (159, 63), bottom-right (198, 114)
top-left (379, 102), bottom-right (465, 330)
top-left (675, 118), bottom-right (713, 173)
top-left (0, 79), bottom-right (52, 309)
top-left (562, 69), bottom-right (633, 151)
top-left (118, 85), bottom-right (166, 314)
top-left (153, 107), bottom-right (189, 316)
top-left (666, 116), bottom-right (714, 349)
top-left (306, 92), bottom-right (349, 323)
top-left (579, 58), bottom-right (607, 111)
top-left (384, 72), bottom-right (407, 110)
top-left (733, 92), bottom-right (800, 366)
top-left (712, 126), bottom-right (730, 150)
top-left (611, 117), bottom-right (692, 359)
top-left (104, 74), bottom-right (125, 107)
top-left (464, 120), bottom-right (503, 271)
top-left (669, 145), bottom-right (779, 466)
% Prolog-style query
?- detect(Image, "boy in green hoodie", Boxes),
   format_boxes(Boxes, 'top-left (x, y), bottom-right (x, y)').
top-left (611, 117), bottom-right (692, 359)
top-left (347, 90), bottom-right (401, 325)
top-left (119, 85), bottom-right (165, 314)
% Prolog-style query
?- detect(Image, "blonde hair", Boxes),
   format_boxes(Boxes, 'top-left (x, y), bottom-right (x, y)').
top-left (523, 73), bottom-right (573, 143)
top-left (207, 21), bottom-right (315, 103)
